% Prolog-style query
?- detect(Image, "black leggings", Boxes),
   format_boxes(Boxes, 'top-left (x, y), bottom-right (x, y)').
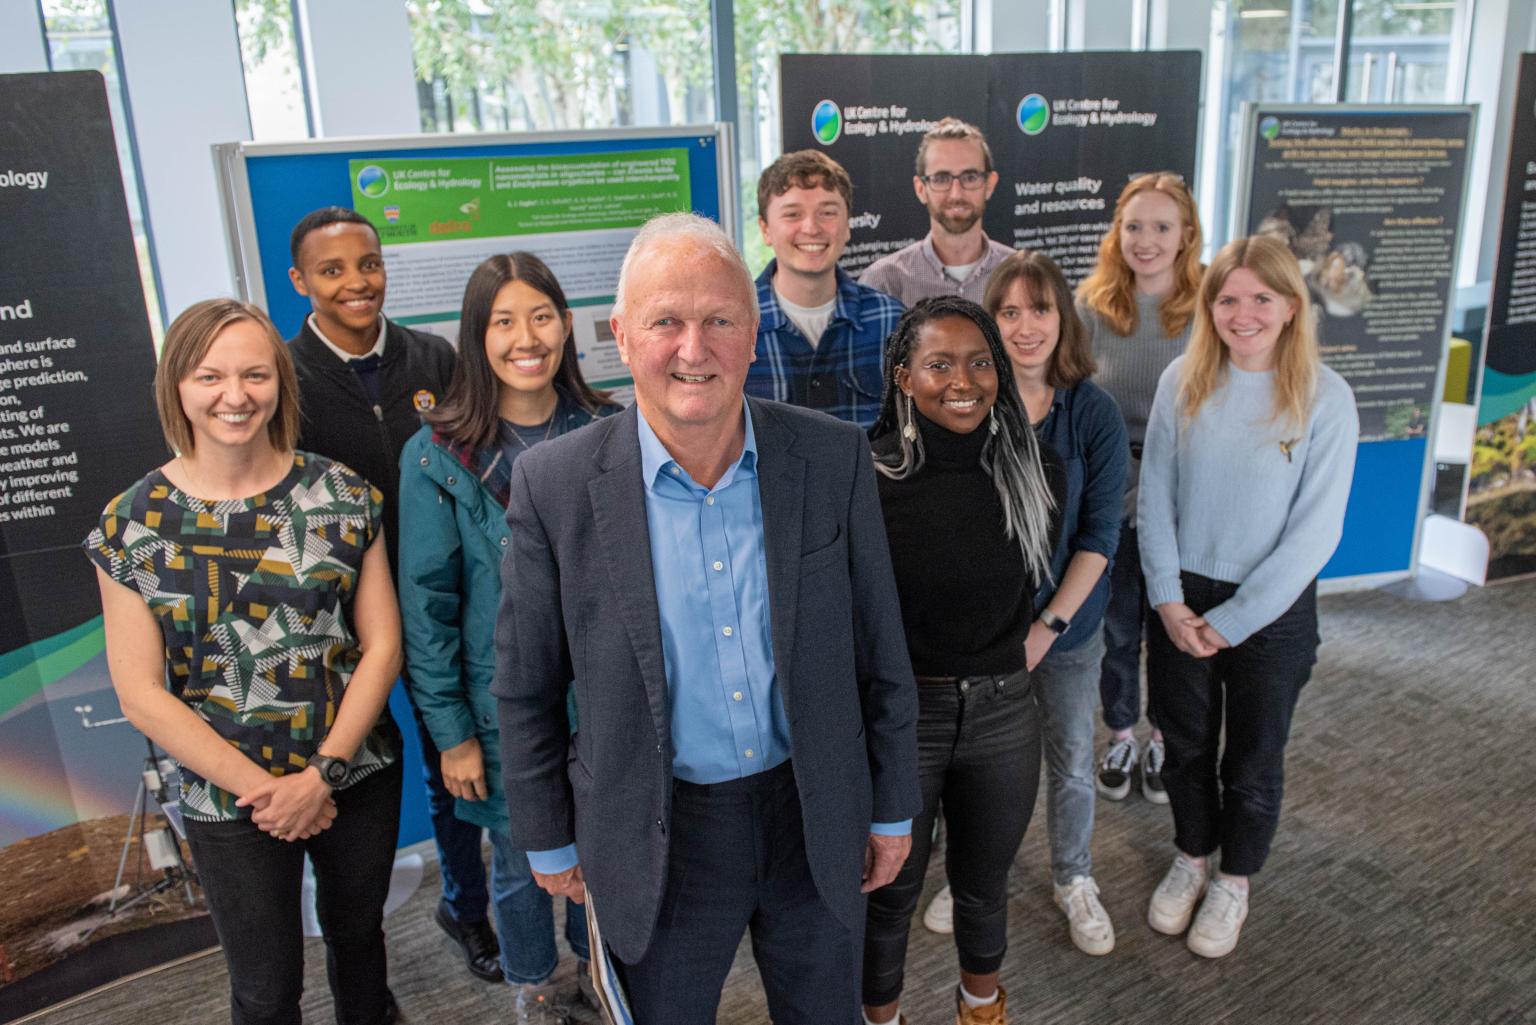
top-left (862, 669), bottom-right (1040, 1006)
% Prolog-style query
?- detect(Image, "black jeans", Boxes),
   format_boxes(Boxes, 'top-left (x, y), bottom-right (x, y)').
top-left (185, 760), bottom-right (403, 1025)
top-left (1147, 573), bottom-right (1318, 876)
top-left (615, 760), bottom-right (860, 1025)
top-left (863, 670), bottom-right (1039, 1006)
top-left (1100, 520), bottom-right (1156, 731)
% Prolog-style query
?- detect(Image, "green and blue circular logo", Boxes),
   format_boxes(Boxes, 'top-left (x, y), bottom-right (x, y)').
top-left (357, 164), bottom-right (389, 198)
top-left (812, 100), bottom-right (842, 145)
top-left (1017, 94), bottom-right (1050, 135)
top-left (1260, 116), bottom-right (1281, 141)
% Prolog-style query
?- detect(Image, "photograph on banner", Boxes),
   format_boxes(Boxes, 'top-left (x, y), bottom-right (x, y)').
top-left (348, 148), bottom-right (694, 396)
top-left (985, 51), bottom-right (1201, 284)
top-left (777, 52), bottom-right (1200, 285)
top-left (1467, 53), bottom-right (1536, 581)
top-left (1241, 105), bottom-right (1473, 443)
top-left (778, 54), bottom-right (988, 276)
top-left (1, 72), bottom-right (210, 1022)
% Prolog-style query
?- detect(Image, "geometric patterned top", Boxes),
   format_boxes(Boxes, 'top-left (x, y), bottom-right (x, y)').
top-left (83, 452), bottom-right (399, 821)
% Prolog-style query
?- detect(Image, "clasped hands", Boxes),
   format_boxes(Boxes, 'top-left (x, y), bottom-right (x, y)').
top-left (1156, 602), bottom-right (1231, 658)
top-left (236, 767), bottom-right (337, 842)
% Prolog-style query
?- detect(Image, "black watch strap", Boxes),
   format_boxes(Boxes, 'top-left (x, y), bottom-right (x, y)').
top-left (308, 753), bottom-right (350, 787)
top-left (1040, 609), bottom-right (1070, 635)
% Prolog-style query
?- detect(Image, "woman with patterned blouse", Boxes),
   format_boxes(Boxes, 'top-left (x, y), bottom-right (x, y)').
top-left (85, 299), bottom-right (404, 1025)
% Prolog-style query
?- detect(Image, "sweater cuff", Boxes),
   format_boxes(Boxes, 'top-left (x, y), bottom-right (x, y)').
top-left (1200, 604), bottom-right (1255, 649)
top-left (1145, 577), bottom-right (1185, 609)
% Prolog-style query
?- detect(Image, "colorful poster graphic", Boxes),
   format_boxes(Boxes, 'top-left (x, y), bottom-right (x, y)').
top-left (778, 52), bottom-right (1201, 284)
top-left (1468, 54), bottom-right (1536, 581)
top-left (0, 72), bottom-right (213, 1021)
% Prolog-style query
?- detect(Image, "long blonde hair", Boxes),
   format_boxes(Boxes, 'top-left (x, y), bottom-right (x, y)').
top-left (1179, 236), bottom-right (1318, 430)
top-left (1076, 172), bottom-right (1203, 338)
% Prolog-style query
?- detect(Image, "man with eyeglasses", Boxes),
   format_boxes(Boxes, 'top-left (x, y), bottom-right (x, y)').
top-left (860, 117), bottom-right (1013, 307)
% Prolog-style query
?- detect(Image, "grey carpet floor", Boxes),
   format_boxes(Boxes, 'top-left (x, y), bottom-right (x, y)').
top-left (24, 579), bottom-right (1536, 1025)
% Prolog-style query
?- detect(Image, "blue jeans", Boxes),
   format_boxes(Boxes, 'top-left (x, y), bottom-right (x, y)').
top-left (487, 827), bottom-right (590, 984)
top-left (1034, 626), bottom-right (1106, 884)
top-left (1100, 520), bottom-right (1155, 732)
top-left (184, 760), bottom-right (402, 1025)
top-left (409, 704), bottom-right (490, 925)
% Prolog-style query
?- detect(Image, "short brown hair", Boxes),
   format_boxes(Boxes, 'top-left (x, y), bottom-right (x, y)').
top-left (983, 250), bottom-right (1096, 389)
top-left (915, 117), bottom-right (993, 177)
top-left (756, 150), bottom-right (853, 219)
top-left (155, 299), bottom-right (300, 455)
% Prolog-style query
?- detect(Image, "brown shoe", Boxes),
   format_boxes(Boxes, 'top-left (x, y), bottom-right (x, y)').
top-left (955, 985), bottom-right (1007, 1024)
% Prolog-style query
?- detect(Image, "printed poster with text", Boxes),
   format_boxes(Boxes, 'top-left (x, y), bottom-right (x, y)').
top-left (349, 149), bottom-right (694, 397)
top-left (1468, 53), bottom-right (1536, 580)
top-left (1240, 104), bottom-right (1474, 582)
top-left (778, 52), bottom-right (1200, 285)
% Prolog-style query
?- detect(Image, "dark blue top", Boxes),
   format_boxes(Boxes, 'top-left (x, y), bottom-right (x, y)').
top-left (1032, 379), bottom-right (1130, 651)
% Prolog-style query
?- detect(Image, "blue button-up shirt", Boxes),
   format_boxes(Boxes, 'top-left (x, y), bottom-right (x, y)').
top-left (527, 403), bottom-right (906, 875)
top-left (745, 263), bottom-right (904, 429)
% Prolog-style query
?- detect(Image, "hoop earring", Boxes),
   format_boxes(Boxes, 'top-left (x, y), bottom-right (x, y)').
top-left (902, 393), bottom-right (918, 442)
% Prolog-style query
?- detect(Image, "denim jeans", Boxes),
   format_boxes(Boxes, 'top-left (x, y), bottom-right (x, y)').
top-left (184, 760), bottom-right (403, 1025)
top-left (1034, 627), bottom-right (1107, 884)
top-left (487, 827), bottom-right (590, 984)
top-left (863, 670), bottom-right (1040, 1007)
top-left (616, 761), bottom-right (860, 1025)
top-left (409, 703), bottom-right (490, 926)
top-left (1100, 520), bottom-right (1156, 732)
top-left (1147, 573), bottom-right (1317, 876)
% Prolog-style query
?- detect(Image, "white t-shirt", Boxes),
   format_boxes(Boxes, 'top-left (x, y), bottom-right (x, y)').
top-left (943, 261), bottom-right (979, 284)
top-left (773, 288), bottom-right (836, 349)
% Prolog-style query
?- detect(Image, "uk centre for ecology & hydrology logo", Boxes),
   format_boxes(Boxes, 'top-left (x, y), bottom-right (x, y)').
top-left (1260, 116), bottom-right (1281, 141)
top-left (1017, 94), bottom-right (1050, 136)
top-left (813, 100), bottom-right (842, 145)
top-left (357, 164), bottom-right (389, 198)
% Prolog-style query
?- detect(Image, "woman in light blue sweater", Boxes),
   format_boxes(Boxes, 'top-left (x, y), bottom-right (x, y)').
top-left (1137, 235), bottom-right (1358, 960)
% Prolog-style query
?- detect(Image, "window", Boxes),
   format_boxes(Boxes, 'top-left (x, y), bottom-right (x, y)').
top-left (234, 0), bottom-right (310, 141)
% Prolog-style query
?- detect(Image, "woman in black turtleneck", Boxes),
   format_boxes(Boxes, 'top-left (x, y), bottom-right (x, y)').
top-left (862, 296), bottom-right (1066, 1025)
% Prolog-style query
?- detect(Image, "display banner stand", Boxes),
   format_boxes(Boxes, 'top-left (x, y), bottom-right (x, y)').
top-left (1467, 53), bottom-right (1536, 582)
top-left (778, 52), bottom-right (1201, 286)
top-left (0, 72), bottom-right (214, 1022)
top-left (1234, 104), bottom-right (1476, 590)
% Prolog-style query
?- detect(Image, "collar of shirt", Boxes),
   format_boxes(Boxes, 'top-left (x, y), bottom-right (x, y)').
top-left (755, 262), bottom-right (859, 336)
top-left (636, 401), bottom-right (758, 494)
top-left (308, 313), bottom-right (387, 364)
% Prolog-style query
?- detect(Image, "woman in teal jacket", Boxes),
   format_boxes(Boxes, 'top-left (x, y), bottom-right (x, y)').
top-left (399, 252), bottom-right (619, 1018)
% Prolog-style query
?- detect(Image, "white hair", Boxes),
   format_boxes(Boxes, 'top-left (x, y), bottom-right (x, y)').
top-left (611, 212), bottom-right (757, 318)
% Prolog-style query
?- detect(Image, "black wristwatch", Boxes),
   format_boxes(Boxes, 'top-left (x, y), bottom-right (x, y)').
top-left (1040, 609), bottom-right (1071, 635)
top-left (308, 753), bottom-right (350, 787)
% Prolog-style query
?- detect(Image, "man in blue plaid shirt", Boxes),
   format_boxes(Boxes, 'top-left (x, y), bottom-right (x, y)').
top-left (746, 151), bottom-right (904, 429)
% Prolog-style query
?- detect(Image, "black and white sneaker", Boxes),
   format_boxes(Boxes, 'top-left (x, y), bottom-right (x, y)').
top-left (1141, 737), bottom-right (1169, 804)
top-left (1096, 736), bottom-right (1138, 800)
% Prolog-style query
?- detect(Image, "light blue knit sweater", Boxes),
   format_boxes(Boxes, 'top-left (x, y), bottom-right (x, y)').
top-left (1137, 355), bottom-right (1360, 646)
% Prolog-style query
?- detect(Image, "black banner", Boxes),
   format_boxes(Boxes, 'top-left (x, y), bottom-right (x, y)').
top-left (1240, 105), bottom-right (1473, 443)
top-left (779, 51), bottom-right (1201, 284)
top-left (1469, 54), bottom-right (1536, 580)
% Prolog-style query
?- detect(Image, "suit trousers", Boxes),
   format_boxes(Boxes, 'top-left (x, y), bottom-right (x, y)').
top-left (184, 760), bottom-right (402, 1025)
top-left (1147, 572), bottom-right (1318, 876)
top-left (614, 760), bottom-right (861, 1025)
top-left (863, 670), bottom-right (1039, 1007)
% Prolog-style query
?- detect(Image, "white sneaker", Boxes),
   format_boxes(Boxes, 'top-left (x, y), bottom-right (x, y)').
top-left (1187, 877), bottom-right (1249, 958)
top-left (1052, 875), bottom-right (1115, 955)
top-left (1146, 854), bottom-right (1209, 935)
top-left (1096, 736), bottom-right (1139, 800)
top-left (922, 884), bottom-right (955, 934)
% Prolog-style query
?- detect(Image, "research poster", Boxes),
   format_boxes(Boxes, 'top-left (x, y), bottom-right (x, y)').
top-left (0, 72), bottom-right (211, 1021)
top-left (1238, 104), bottom-right (1474, 583)
top-left (223, 128), bottom-right (731, 406)
top-left (1468, 53), bottom-right (1536, 580)
top-left (778, 51), bottom-right (1201, 284)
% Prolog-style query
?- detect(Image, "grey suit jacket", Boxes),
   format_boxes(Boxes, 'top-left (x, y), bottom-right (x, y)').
top-left (493, 398), bottom-right (921, 964)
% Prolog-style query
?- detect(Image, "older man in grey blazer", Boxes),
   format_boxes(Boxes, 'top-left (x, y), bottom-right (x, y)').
top-left (494, 212), bottom-right (920, 1024)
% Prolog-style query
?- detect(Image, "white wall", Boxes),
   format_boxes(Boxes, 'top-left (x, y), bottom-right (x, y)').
top-left (0, 0), bottom-right (47, 73)
top-left (295, 0), bottom-right (419, 137)
top-left (112, 0), bottom-right (251, 317)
